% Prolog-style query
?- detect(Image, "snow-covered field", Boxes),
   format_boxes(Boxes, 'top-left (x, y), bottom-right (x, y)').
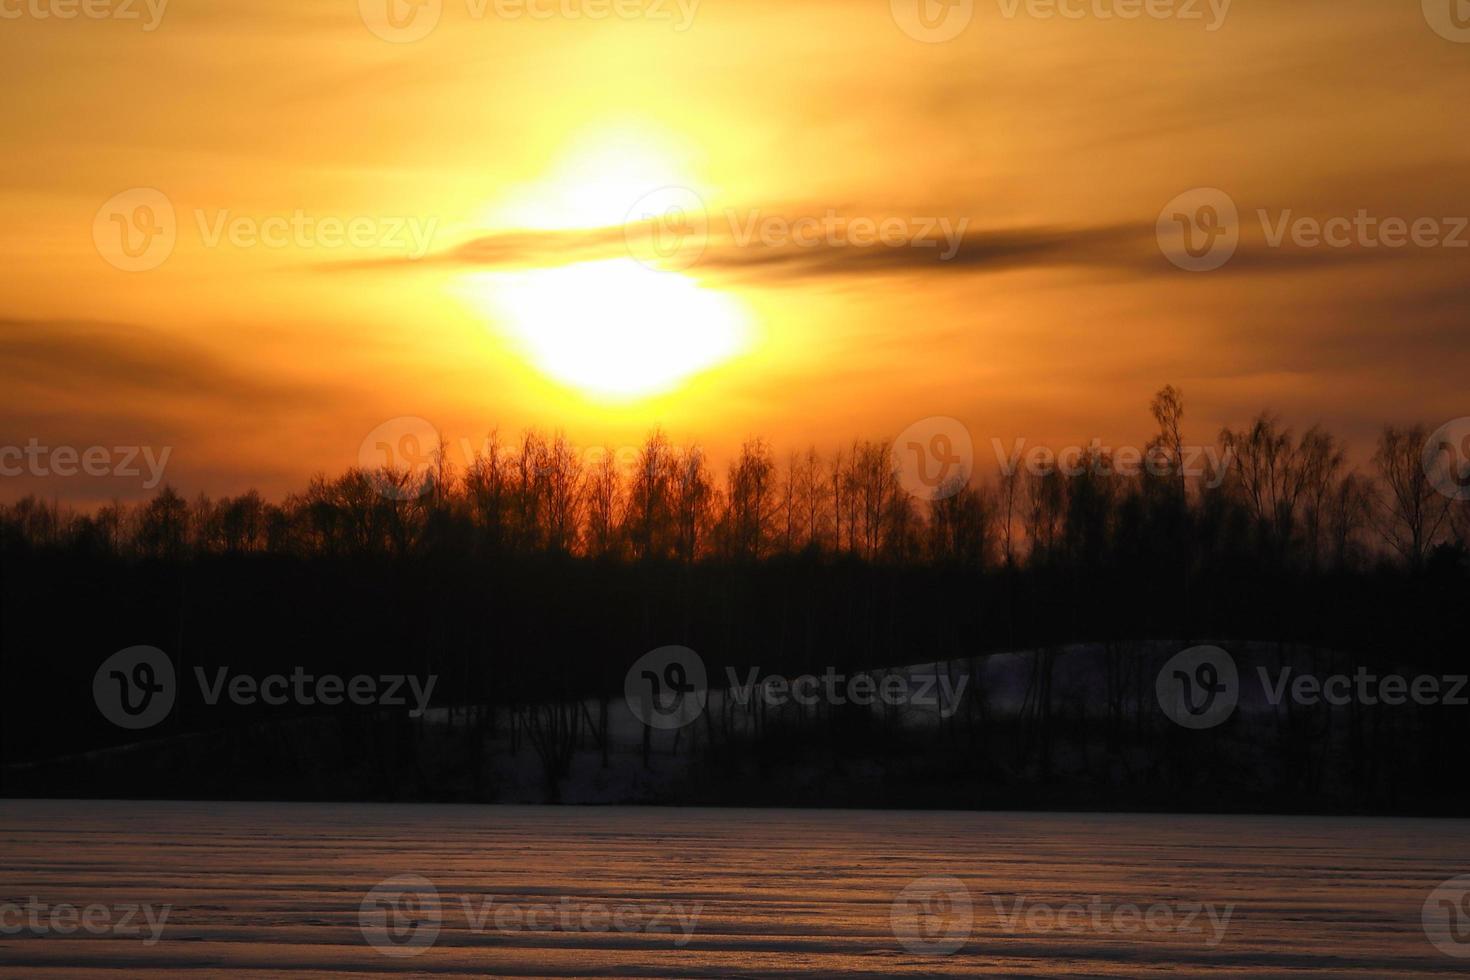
top-left (1, 800), bottom-right (1466, 976)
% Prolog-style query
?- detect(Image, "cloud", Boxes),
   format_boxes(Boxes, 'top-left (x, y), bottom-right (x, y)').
top-left (327, 207), bottom-right (1416, 283)
top-left (0, 319), bottom-right (318, 408)
top-left (0, 319), bottom-right (345, 503)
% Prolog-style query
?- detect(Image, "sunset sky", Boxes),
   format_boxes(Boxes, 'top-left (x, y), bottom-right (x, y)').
top-left (2, 0), bottom-right (1466, 501)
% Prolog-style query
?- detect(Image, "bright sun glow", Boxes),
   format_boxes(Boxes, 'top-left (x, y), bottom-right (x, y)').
top-left (479, 127), bottom-right (695, 231)
top-left (462, 127), bottom-right (750, 400)
top-left (472, 259), bottom-right (748, 400)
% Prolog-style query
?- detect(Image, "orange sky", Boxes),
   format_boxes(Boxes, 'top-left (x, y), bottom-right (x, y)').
top-left (2, 0), bottom-right (1467, 501)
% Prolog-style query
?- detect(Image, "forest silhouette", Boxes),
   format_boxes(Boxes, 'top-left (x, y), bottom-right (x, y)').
top-left (3, 387), bottom-right (1467, 812)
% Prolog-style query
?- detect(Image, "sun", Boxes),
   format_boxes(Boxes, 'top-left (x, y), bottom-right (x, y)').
top-left (470, 259), bottom-right (748, 400)
top-left (460, 126), bottom-right (750, 400)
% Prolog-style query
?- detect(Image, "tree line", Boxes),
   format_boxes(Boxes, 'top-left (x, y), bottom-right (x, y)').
top-left (3, 386), bottom-right (1466, 572)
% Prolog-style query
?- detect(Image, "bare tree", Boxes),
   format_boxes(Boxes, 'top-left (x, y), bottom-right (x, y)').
top-left (848, 440), bottom-right (898, 558)
top-left (1148, 384), bottom-right (1187, 497)
top-left (1450, 498), bottom-right (1470, 552)
top-left (1022, 464), bottom-right (1065, 562)
top-left (464, 430), bottom-right (510, 551)
top-left (1059, 448), bottom-right (1119, 568)
top-left (1373, 424), bottom-right (1452, 568)
top-left (1325, 472), bottom-right (1375, 570)
top-left (627, 429), bottom-right (675, 560)
top-left (431, 433), bottom-right (454, 509)
top-left (538, 432), bottom-right (584, 554)
top-left (1218, 414), bottom-right (1332, 560)
top-left (136, 486), bottom-right (190, 559)
top-left (671, 444), bottom-right (714, 562)
top-left (1298, 428), bottom-right (1346, 569)
top-left (724, 438), bottom-right (775, 559)
top-left (584, 448), bottom-right (623, 559)
top-left (996, 466), bottom-right (1021, 567)
top-left (222, 491), bottom-right (265, 552)
top-left (508, 430), bottom-right (548, 552)
top-left (929, 483), bottom-right (994, 567)
top-left (794, 445), bottom-right (828, 551)
top-left (779, 451), bottom-right (799, 554)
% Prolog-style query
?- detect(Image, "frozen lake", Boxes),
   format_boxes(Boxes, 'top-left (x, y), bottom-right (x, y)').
top-left (1, 800), bottom-right (1467, 976)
